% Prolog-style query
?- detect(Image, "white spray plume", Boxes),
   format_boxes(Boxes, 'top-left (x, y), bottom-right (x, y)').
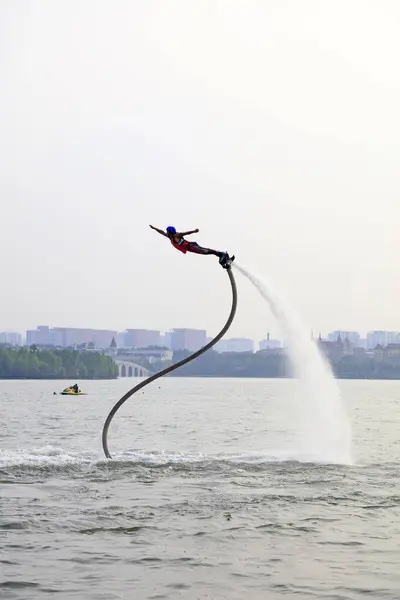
top-left (233, 262), bottom-right (352, 464)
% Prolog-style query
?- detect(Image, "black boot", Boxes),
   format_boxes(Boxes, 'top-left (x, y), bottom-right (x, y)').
top-left (219, 253), bottom-right (235, 269)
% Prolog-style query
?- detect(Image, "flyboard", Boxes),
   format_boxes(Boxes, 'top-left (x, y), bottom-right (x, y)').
top-left (101, 255), bottom-right (237, 458)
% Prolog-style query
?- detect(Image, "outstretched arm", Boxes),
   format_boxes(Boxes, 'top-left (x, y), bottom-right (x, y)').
top-left (149, 225), bottom-right (168, 237)
top-left (179, 228), bottom-right (199, 236)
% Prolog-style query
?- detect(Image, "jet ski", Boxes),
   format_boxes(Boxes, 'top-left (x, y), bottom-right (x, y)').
top-left (60, 386), bottom-right (86, 396)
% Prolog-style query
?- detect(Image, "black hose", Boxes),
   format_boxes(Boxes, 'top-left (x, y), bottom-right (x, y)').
top-left (102, 266), bottom-right (237, 458)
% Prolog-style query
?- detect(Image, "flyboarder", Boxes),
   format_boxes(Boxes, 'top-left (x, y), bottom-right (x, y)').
top-left (149, 225), bottom-right (235, 268)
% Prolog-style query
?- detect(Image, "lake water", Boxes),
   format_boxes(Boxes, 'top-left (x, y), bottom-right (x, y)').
top-left (1, 378), bottom-right (400, 599)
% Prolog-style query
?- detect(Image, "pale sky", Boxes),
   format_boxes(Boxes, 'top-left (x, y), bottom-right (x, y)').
top-left (1, 0), bottom-right (399, 341)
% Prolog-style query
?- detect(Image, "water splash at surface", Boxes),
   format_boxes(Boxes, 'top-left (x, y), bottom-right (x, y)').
top-left (233, 263), bottom-right (352, 464)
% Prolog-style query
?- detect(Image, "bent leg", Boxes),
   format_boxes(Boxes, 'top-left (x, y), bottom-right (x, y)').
top-left (186, 242), bottom-right (222, 257)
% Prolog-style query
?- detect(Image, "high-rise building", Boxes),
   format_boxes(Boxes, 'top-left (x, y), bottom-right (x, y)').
top-left (26, 326), bottom-right (60, 346)
top-left (159, 332), bottom-right (172, 349)
top-left (53, 327), bottom-right (117, 348)
top-left (116, 332), bottom-right (127, 348)
top-left (366, 331), bottom-right (400, 350)
top-left (26, 326), bottom-right (117, 348)
top-left (259, 338), bottom-right (281, 351)
top-left (216, 338), bottom-right (255, 353)
top-left (124, 329), bottom-right (161, 348)
top-left (0, 331), bottom-right (22, 346)
top-left (170, 329), bottom-right (207, 351)
top-left (327, 331), bottom-right (361, 346)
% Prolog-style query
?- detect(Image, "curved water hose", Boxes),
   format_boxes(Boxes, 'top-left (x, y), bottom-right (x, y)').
top-left (102, 266), bottom-right (237, 458)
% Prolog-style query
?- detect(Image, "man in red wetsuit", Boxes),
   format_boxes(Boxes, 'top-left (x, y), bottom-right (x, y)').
top-left (150, 225), bottom-right (234, 268)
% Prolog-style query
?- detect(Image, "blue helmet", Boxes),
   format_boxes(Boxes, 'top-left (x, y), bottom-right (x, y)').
top-left (166, 226), bottom-right (176, 234)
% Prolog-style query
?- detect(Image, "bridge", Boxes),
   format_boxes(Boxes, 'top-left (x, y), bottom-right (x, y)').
top-left (114, 359), bottom-right (150, 378)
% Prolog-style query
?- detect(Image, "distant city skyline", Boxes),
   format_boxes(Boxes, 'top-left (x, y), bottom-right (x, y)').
top-left (3, 325), bottom-right (400, 353)
top-left (3, 320), bottom-right (400, 346)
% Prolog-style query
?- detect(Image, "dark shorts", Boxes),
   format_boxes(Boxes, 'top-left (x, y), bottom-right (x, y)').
top-left (187, 242), bottom-right (214, 255)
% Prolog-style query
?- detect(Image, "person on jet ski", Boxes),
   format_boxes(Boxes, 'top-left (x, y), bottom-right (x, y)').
top-left (72, 383), bottom-right (79, 393)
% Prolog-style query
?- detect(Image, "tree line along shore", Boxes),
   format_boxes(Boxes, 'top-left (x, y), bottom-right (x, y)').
top-left (1, 346), bottom-right (400, 380)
